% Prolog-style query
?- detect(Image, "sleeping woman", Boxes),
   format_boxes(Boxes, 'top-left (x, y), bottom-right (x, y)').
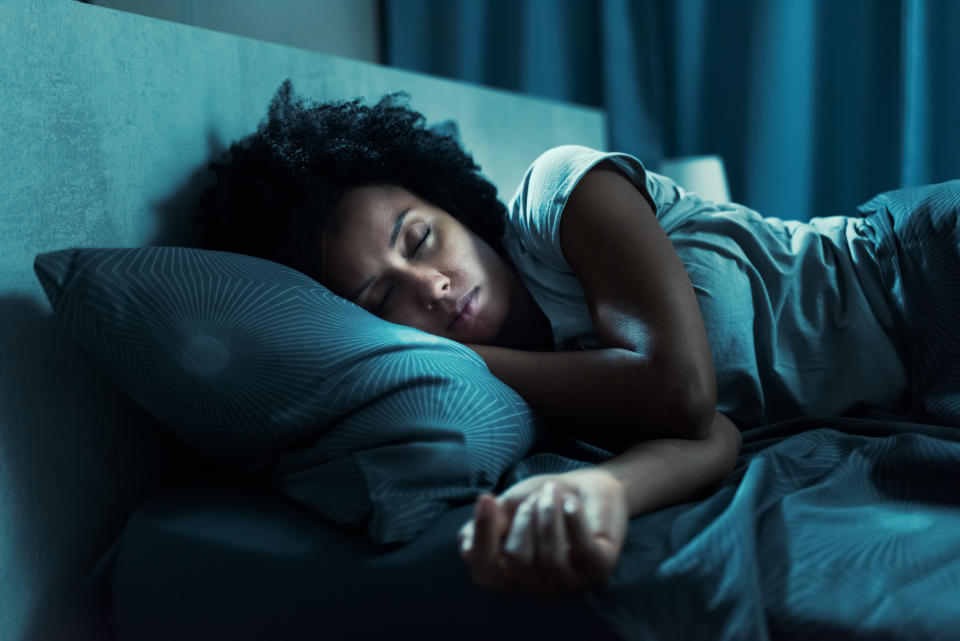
top-left (193, 81), bottom-right (960, 599)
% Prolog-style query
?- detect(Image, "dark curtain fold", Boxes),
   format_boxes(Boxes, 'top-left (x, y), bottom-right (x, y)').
top-left (382, 0), bottom-right (959, 221)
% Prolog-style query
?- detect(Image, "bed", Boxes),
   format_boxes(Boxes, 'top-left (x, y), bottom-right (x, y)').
top-left (2, 2), bottom-right (959, 641)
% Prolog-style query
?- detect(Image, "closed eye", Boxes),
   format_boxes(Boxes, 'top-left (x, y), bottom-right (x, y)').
top-left (411, 227), bottom-right (431, 258)
top-left (376, 227), bottom-right (431, 314)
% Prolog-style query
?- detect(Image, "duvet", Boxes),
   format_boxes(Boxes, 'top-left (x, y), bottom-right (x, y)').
top-left (588, 416), bottom-right (960, 640)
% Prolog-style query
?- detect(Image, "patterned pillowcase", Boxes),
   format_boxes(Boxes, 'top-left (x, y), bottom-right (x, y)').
top-left (34, 247), bottom-right (537, 543)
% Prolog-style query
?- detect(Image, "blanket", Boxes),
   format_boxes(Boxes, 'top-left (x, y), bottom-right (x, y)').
top-left (588, 417), bottom-right (960, 640)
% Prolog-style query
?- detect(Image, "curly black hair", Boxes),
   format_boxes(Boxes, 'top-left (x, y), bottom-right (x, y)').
top-left (192, 80), bottom-right (508, 283)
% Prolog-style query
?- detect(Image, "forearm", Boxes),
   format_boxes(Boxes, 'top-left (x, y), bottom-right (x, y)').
top-left (582, 410), bottom-right (741, 517)
top-left (469, 344), bottom-right (713, 441)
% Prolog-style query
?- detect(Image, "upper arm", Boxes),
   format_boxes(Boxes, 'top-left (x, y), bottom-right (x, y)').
top-left (559, 161), bottom-right (716, 434)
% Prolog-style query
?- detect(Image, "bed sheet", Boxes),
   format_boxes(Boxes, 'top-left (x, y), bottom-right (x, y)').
top-left (104, 416), bottom-right (960, 639)
top-left (585, 416), bottom-right (960, 640)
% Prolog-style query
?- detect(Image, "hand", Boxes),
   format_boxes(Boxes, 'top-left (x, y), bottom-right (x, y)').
top-left (457, 468), bottom-right (628, 598)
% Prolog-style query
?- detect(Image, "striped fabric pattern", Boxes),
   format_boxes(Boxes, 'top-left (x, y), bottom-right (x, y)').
top-left (590, 418), bottom-right (960, 640)
top-left (34, 247), bottom-right (537, 543)
top-left (858, 180), bottom-right (960, 426)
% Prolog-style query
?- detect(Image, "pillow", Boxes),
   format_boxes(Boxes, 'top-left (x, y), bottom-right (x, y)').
top-left (34, 247), bottom-right (537, 543)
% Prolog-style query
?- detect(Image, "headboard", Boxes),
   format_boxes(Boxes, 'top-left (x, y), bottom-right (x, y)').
top-left (0, 1), bottom-right (606, 638)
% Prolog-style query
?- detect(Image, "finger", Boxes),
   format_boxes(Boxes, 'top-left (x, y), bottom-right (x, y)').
top-left (529, 484), bottom-right (579, 598)
top-left (470, 494), bottom-right (503, 583)
top-left (458, 520), bottom-right (475, 560)
top-left (494, 492), bottom-right (525, 526)
top-left (502, 492), bottom-right (539, 581)
top-left (503, 492), bottom-right (538, 561)
top-left (563, 494), bottom-right (610, 586)
top-left (535, 483), bottom-right (567, 571)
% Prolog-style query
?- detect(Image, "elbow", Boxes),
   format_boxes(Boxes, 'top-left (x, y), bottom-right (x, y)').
top-left (677, 389), bottom-right (715, 440)
top-left (621, 350), bottom-right (716, 440)
top-left (664, 366), bottom-right (716, 441)
top-left (716, 411), bottom-right (743, 473)
top-left (633, 380), bottom-right (713, 440)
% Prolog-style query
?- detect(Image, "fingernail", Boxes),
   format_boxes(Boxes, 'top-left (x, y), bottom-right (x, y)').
top-left (461, 533), bottom-right (473, 552)
top-left (563, 496), bottom-right (578, 515)
top-left (504, 531), bottom-right (520, 555)
top-left (476, 496), bottom-right (491, 519)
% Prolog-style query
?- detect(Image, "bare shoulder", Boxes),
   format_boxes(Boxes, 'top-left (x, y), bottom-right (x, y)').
top-left (565, 159), bottom-right (655, 212)
top-left (558, 157), bottom-right (716, 430)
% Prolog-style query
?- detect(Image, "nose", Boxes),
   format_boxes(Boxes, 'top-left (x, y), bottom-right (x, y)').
top-left (407, 267), bottom-right (450, 309)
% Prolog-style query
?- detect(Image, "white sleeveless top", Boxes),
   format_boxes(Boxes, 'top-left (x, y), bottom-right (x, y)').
top-left (502, 145), bottom-right (909, 427)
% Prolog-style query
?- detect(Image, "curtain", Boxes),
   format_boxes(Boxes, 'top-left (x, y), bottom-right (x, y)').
top-left (382, 0), bottom-right (960, 222)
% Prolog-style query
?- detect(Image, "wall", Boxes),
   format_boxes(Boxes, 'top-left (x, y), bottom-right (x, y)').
top-left (1, 3), bottom-right (604, 640)
top-left (89, 0), bottom-right (381, 63)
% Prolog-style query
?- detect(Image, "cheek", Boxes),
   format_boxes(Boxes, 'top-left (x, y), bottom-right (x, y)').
top-left (478, 255), bottom-right (512, 334)
top-left (482, 246), bottom-right (509, 297)
top-left (489, 270), bottom-right (512, 324)
top-left (385, 304), bottom-right (433, 333)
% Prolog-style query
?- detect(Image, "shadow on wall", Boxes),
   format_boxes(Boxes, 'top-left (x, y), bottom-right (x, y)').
top-left (0, 295), bottom-right (221, 641)
top-left (0, 133), bottom-right (232, 641)
top-left (148, 130), bottom-right (227, 247)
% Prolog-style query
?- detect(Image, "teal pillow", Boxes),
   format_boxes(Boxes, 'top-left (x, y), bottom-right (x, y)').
top-left (34, 247), bottom-right (537, 543)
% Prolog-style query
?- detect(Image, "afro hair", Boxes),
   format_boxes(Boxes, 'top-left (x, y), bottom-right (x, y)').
top-left (192, 80), bottom-right (508, 283)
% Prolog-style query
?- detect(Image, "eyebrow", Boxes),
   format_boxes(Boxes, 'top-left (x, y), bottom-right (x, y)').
top-left (389, 208), bottom-right (411, 247)
top-left (347, 208), bottom-right (410, 302)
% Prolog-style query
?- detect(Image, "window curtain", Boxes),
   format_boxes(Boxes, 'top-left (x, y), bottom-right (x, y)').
top-left (381, 0), bottom-right (960, 222)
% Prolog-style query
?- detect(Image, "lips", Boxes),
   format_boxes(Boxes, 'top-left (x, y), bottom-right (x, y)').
top-left (449, 287), bottom-right (479, 330)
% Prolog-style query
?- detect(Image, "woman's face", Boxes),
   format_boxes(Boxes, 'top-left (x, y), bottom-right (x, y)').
top-left (320, 183), bottom-right (514, 345)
